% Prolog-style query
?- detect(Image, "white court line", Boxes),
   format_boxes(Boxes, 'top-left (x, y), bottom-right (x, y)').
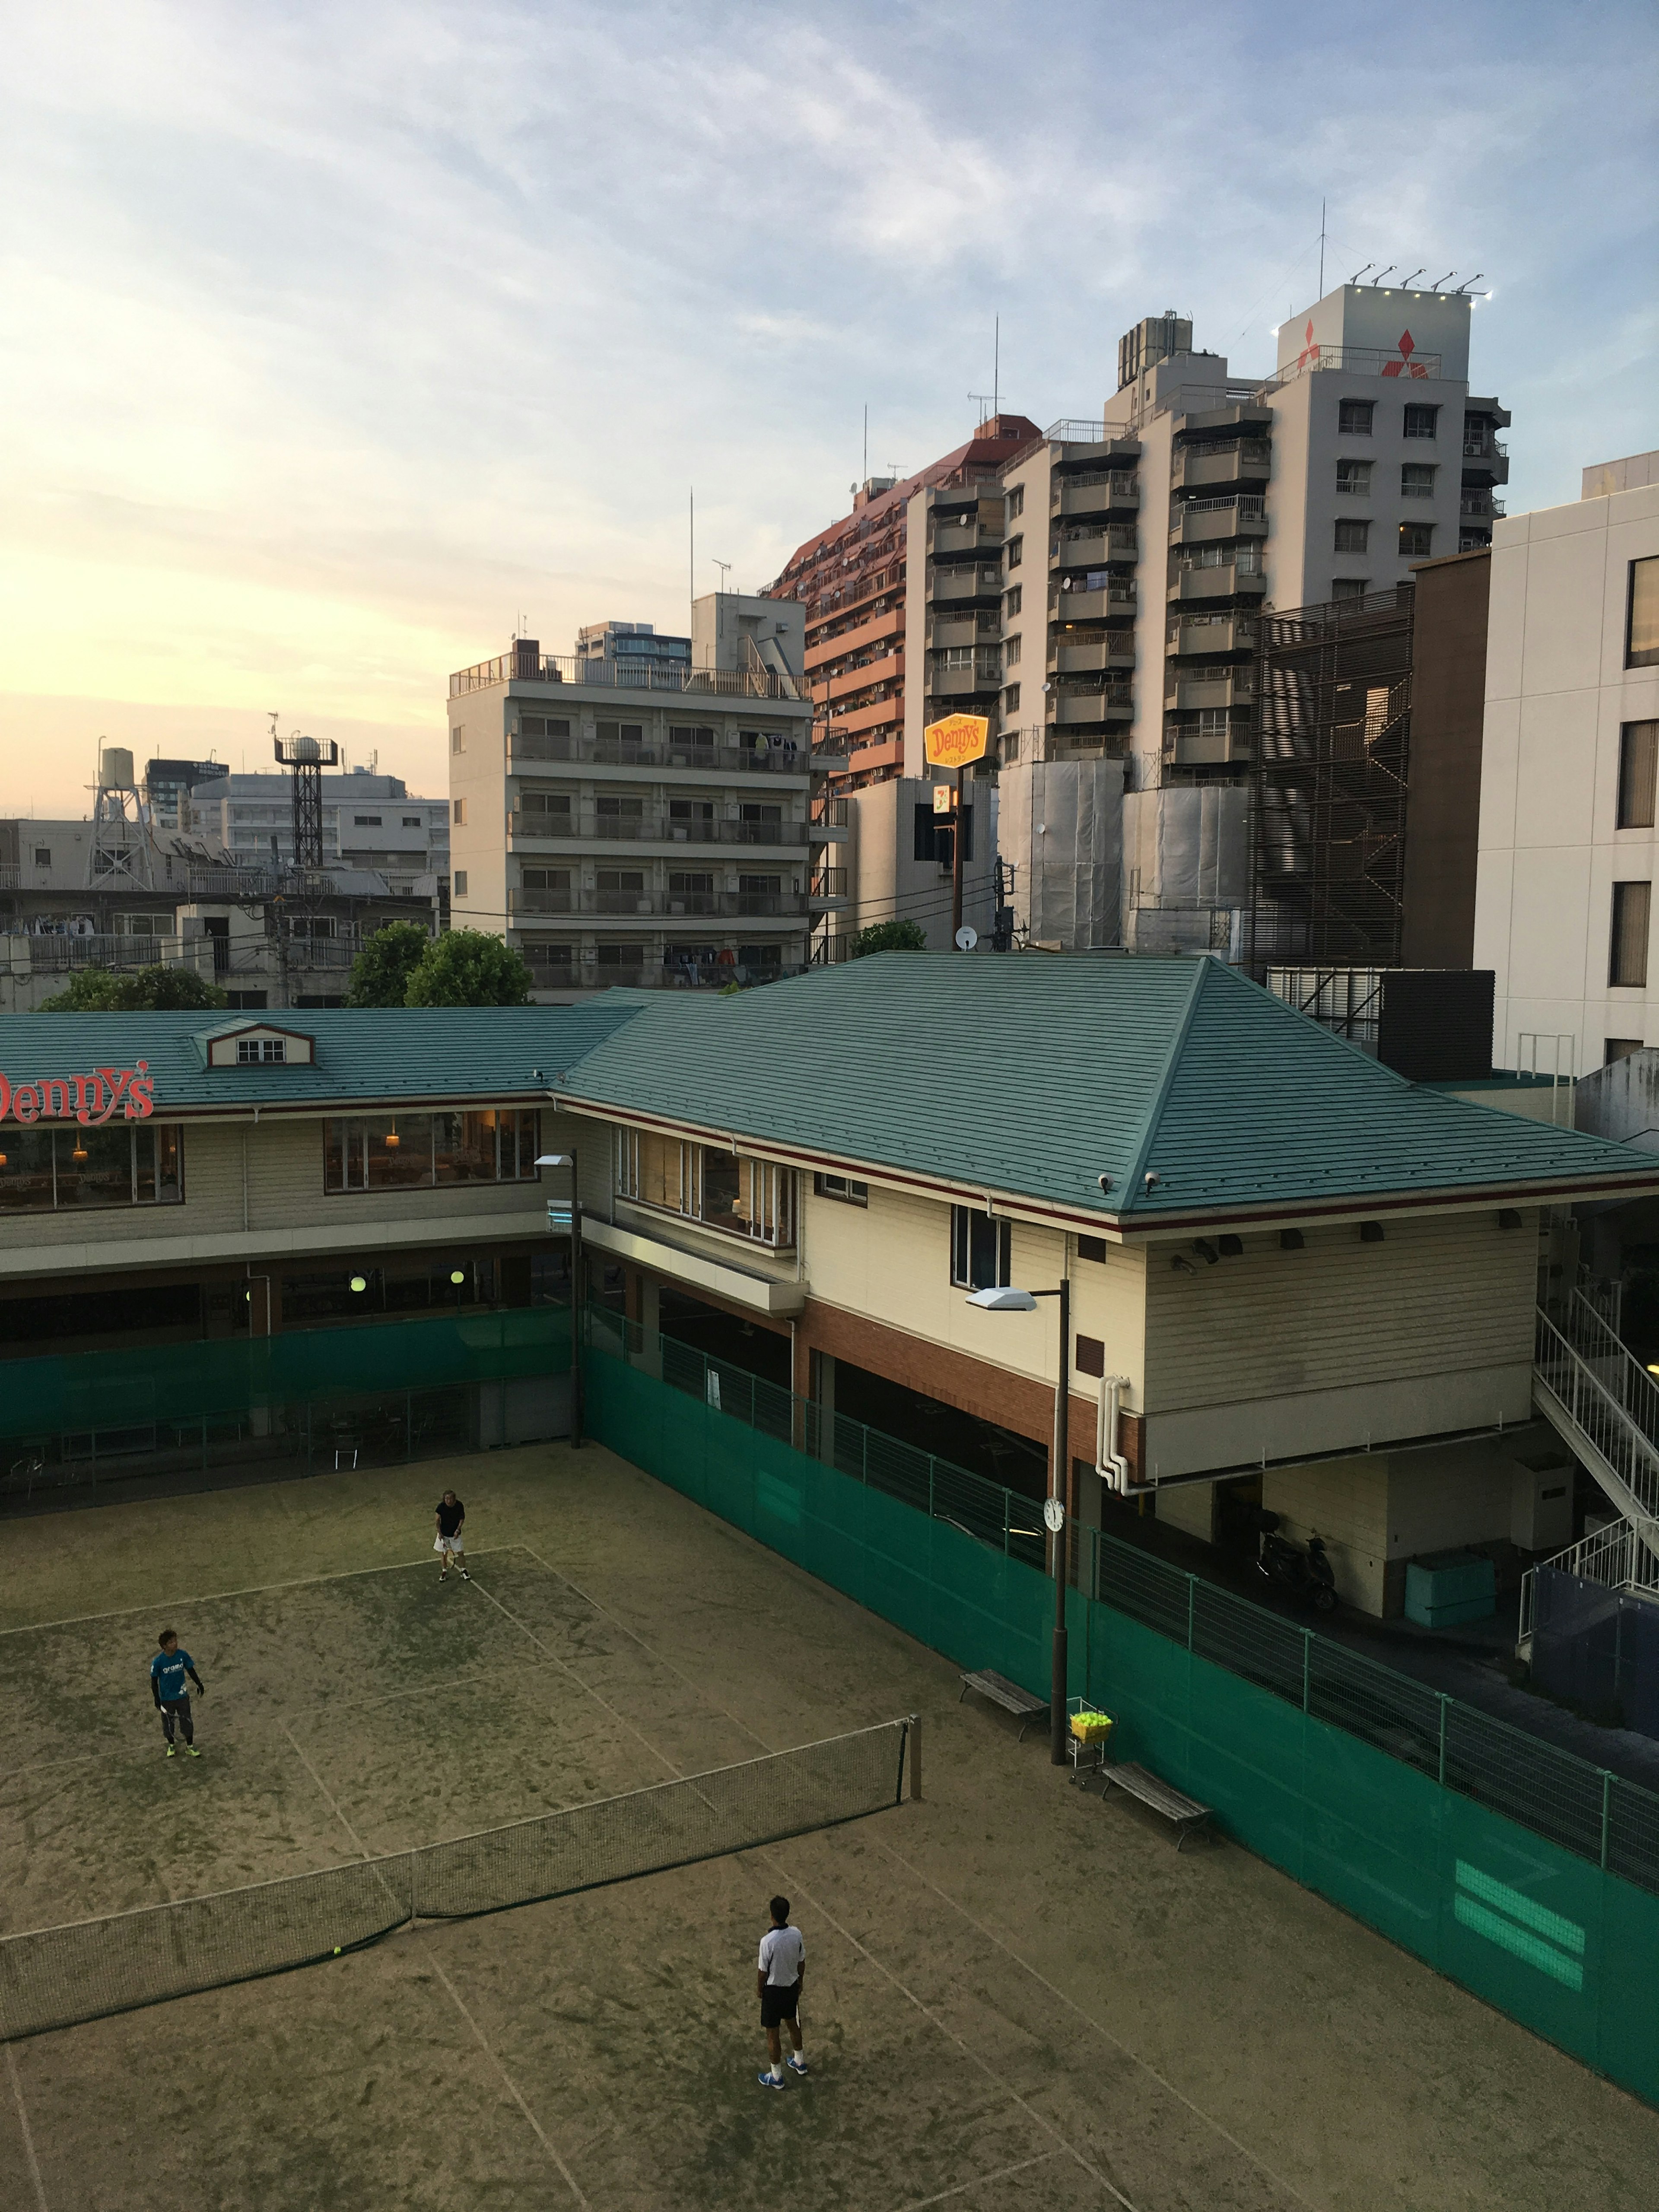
top-left (0, 1547), bottom-right (523, 1640)
top-left (277, 1718), bottom-right (585, 2205)
top-left (5, 2040), bottom-right (49, 2212)
top-left (514, 1540), bottom-right (1313, 2212)
top-left (893, 2149), bottom-right (1062, 2212)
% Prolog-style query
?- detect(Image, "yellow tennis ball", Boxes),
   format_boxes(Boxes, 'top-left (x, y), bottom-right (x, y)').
top-left (333, 1947), bottom-right (342, 1956)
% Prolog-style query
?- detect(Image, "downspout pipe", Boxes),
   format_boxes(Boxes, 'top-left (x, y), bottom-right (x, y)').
top-left (1096, 1375), bottom-right (1132, 1494)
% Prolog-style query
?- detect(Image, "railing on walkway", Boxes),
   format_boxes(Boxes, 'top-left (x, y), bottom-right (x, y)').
top-left (1533, 1303), bottom-right (1659, 1554)
top-left (1520, 1520), bottom-right (1659, 1653)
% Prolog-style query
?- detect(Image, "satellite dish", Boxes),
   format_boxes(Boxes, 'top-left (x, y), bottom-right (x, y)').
top-left (955, 925), bottom-right (978, 950)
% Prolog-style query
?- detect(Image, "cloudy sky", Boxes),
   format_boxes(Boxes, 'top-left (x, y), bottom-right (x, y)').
top-left (3, 0), bottom-right (1655, 815)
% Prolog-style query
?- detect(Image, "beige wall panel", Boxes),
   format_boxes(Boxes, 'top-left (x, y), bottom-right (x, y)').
top-left (1382, 1440), bottom-right (1516, 1559)
top-left (1263, 1458), bottom-right (1388, 1613)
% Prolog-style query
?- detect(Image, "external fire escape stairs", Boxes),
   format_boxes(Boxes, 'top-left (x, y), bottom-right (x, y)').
top-left (1522, 1290), bottom-right (1659, 1654)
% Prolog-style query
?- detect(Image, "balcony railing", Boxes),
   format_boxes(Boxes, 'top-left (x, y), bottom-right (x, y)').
top-left (522, 959), bottom-right (806, 993)
top-left (510, 889), bottom-right (808, 921)
top-left (1460, 495), bottom-right (1506, 518)
top-left (1051, 526), bottom-right (1139, 562)
top-left (451, 653), bottom-right (803, 701)
top-left (1175, 494), bottom-right (1266, 521)
top-left (509, 813), bottom-right (810, 846)
top-left (809, 868), bottom-right (849, 898)
top-left (1260, 343), bottom-right (1443, 391)
top-left (1463, 435), bottom-right (1508, 460)
top-left (509, 732), bottom-right (810, 776)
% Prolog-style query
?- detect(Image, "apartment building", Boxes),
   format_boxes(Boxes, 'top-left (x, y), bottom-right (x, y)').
top-left (187, 768), bottom-right (450, 896)
top-left (143, 757), bottom-right (224, 830)
top-left (447, 597), bottom-right (834, 998)
top-left (544, 954), bottom-right (1656, 1617)
top-left (576, 621), bottom-right (692, 681)
top-left (1474, 452), bottom-right (1659, 1076)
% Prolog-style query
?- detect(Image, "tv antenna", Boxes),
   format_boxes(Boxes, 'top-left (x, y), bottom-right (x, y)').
top-left (968, 392), bottom-right (995, 426)
top-left (711, 559), bottom-right (732, 593)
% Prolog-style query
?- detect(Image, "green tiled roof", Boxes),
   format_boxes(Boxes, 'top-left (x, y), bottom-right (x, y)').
top-left (556, 954), bottom-right (1659, 1224)
top-left (0, 1005), bottom-right (640, 1113)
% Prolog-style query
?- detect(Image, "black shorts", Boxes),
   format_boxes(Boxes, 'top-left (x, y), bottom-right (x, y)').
top-left (760, 1980), bottom-right (800, 2028)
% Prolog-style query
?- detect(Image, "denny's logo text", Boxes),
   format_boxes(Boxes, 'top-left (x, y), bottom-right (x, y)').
top-left (0, 1065), bottom-right (156, 1126)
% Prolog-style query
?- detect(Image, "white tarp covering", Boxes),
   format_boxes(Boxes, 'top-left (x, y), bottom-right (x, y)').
top-left (1121, 783), bottom-right (1249, 950)
top-left (996, 757), bottom-right (1126, 948)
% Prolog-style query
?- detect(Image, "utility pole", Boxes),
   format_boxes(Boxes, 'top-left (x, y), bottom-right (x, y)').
top-left (951, 768), bottom-right (965, 945)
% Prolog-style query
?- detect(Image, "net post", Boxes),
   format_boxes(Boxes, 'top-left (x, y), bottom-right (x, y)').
top-left (906, 1713), bottom-right (922, 1801)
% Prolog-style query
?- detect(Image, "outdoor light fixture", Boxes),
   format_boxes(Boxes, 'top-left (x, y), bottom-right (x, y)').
top-left (1192, 1239), bottom-right (1219, 1265)
top-left (1097, 1173), bottom-right (1113, 1193)
top-left (1280, 1229), bottom-right (1305, 1251)
top-left (964, 1284), bottom-right (1038, 1311)
top-left (1359, 1222), bottom-right (1385, 1243)
top-left (350, 1275), bottom-right (368, 1293)
top-left (1170, 1255), bottom-right (1198, 1275)
top-left (1218, 1235), bottom-right (1243, 1257)
top-left (1497, 1209), bottom-right (1522, 1231)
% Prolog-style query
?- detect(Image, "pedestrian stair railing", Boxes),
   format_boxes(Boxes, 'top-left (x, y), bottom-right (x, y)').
top-left (1534, 1297), bottom-right (1659, 1568)
top-left (1519, 1519), bottom-right (1659, 1659)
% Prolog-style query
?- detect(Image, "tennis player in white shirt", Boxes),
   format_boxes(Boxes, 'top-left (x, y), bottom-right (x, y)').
top-left (756, 1894), bottom-right (808, 2088)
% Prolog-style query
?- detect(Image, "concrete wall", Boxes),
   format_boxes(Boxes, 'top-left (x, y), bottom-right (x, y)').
top-left (845, 777), bottom-right (996, 950)
top-left (1474, 474), bottom-right (1659, 1074)
top-left (1401, 550), bottom-right (1492, 966)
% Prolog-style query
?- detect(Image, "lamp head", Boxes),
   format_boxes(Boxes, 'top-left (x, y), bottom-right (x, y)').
top-left (535, 1153), bottom-right (573, 1167)
top-left (964, 1285), bottom-right (1039, 1312)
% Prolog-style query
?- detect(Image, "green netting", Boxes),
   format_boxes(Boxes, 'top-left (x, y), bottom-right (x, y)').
top-left (585, 1325), bottom-right (1659, 2110)
top-left (0, 1308), bottom-right (571, 1440)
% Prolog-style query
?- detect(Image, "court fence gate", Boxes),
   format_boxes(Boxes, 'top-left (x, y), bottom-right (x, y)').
top-left (582, 1313), bottom-right (1659, 2110)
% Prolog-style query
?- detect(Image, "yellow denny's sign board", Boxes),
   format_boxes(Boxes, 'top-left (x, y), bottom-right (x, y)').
top-left (923, 713), bottom-right (989, 770)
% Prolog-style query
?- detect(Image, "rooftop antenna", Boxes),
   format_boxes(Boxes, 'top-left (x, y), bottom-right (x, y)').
top-left (1452, 274), bottom-right (1484, 294)
top-left (993, 315), bottom-right (999, 419)
top-left (1318, 198), bottom-right (1326, 295)
top-left (1429, 270), bottom-right (1456, 290)
top-left (711, 558), bottom-right (732, 593)
top-left (968, 392), bottom-right (995, 427)
top-left (862, 403), bottom-right (868, 484)
top-left (688, 486), bottom-right (694, 632)
top-left (1348, 263), bottom-right (1374, 285)
top-left (1370, 265), bottom-right (1396, 287)
top-left (1401, 268), bottom-right (1425, 289)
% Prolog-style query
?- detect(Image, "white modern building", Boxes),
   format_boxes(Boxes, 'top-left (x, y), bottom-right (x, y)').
top-left (1474, 453), bottom-right (1659, 1074)
top-left (188, 769), bottom-right (450, 896)
top-left (447, 595), bottom-right (842, 999)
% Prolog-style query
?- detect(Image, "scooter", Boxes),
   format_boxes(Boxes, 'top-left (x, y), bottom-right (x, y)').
top-left (1255, 1512), bottom-right (1338, 1612)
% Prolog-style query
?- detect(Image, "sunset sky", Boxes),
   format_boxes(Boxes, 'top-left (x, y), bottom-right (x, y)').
top-left (3, 0), bottom-right (1655, 816)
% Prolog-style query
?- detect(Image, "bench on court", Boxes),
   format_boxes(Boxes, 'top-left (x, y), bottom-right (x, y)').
top-left (1097, 1761), bottom-right (1215, 1850)
top-left (959, 1669), bottom-right (1048, 1742)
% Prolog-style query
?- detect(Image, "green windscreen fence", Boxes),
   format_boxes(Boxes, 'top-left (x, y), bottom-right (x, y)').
top-left (585, 1316), bottom-right (1659, 2109)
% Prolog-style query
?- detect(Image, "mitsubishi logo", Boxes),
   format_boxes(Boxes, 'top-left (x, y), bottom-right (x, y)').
top-left (1381, 329), bottom-right (1430, 379)
top-left (1294, 318), bottom-right (1319, 370)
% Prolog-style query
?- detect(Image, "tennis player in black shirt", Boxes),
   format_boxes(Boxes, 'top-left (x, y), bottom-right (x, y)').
top-left (434, 1491), bottom-right (467, 1582)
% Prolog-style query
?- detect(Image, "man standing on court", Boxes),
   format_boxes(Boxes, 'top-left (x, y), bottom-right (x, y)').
top-left (756, 1894), bottom-right (807, 2088)
top-left (150, 1629), bottom-right (204, 1758)
top-left (435, 1489), bottom-right (468, 1582)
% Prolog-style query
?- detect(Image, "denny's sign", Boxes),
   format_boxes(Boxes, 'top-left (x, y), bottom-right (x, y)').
top-left (0, 1064), bottom-right (156, 1125)
top-left (923, 712), bottom-right (990, 770)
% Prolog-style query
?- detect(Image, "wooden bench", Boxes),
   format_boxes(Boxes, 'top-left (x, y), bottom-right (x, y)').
top-left (959, 1669), bottom-right (1049, 1742)
top-left (1097, 1762), bottom-right (1215, 1850)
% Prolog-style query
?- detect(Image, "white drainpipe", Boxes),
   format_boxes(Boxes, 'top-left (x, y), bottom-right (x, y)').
top-left (1096, 1375), bottom-right (1132, 1494)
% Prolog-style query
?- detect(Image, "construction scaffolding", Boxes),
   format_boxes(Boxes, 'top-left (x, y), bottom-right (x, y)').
top-left (1244, 583), bottom-right (1414, 976)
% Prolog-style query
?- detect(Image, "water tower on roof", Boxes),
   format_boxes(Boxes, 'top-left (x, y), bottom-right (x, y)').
top-left (86, 741), bottom-right (156, 888)
top-left (272, 717), bottom-right (339, 871)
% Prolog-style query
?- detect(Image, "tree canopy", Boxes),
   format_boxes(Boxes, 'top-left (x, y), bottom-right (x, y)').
top-left (345, 922), bottom-right (433, 1007)
top-left (402, 929), bottom-right (533, 1007)
top-left (849, 919), bottom-right (928, 957)
top-left (36, 965), bottom-right (229, 1013)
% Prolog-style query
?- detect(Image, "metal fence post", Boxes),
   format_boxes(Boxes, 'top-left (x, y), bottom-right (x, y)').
top-left (1438, 1695), bottom-right (1448, 1787)
top-left (1186, 1573), bottom-right (1195, 1651)
top-left (1602, 1770), bottom-right (1613, 1871)
top-left (928, 1458), bottom-right (936, 1522)
top-left (1302, 1629), bottom-right (1311, 1715)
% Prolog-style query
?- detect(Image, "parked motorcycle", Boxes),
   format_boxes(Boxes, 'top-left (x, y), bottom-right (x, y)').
top-left (1255, 1511), bottom-right (1338, 1612)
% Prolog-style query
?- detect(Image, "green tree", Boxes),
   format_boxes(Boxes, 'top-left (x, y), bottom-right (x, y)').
top-left (37, 964), bottom-right (228, 1012)
top-left (403, 929), bottom-right (533, 1007)
top-left (345, 921), bottom-right (433, 1007)
top-left (849, 919), bottom-right (928, 957)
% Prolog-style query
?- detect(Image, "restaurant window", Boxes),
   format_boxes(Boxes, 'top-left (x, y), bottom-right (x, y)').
top-left (950, 1205), bottom-right (1011, 1291)
top-left (324, 1110), bottom-right (540, 1192)
top-left (615, 1128), bottom-right (795, 1247)
top-left (0, 1124), bottom-right (183, 1214)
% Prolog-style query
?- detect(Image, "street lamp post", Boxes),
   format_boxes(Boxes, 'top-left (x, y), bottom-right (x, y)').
top-left (534, 1150), bottom-right (582, 1448)
top-left (966, 1274), bottom-right (1072, 1764)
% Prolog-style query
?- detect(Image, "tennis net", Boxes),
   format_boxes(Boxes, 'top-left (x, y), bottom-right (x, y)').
top-left (0, 1716), bottom-right (913, 2041)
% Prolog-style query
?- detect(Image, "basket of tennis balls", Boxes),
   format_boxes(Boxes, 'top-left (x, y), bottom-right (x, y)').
top-left (1069, 1709), bottom-right (1115, 1744)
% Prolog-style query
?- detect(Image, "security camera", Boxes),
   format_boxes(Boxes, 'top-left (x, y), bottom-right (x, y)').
top-left (1097, 1173), bottom-right (1113, 1193)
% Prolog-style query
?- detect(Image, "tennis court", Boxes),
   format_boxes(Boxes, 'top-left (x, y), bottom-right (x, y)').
top-left (3, 1445), bottom-right (1657, 2211)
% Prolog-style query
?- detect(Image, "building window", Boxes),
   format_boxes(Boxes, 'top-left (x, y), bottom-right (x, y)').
top-left (404, 816), bottom-right (422, 828)
top-left (452, 799), bottom-right (467, 826)
top-left (1004, 683), bottom-right (1021, 713)
top-left (453, 870), bottom-right (468, 896)
top-left (814, 1172), bottom-right (868, 1205)
top-left (1338, 400), bottom-right (1374, 435)
top-left (1007, 485), bottom-right (1024, 518)
top-left (915, 802), bottom-right (973, 863)
top-left (1334, 519), bottom-right (1370, 554)
top-left (1403, 404), bottom-right (1440, 439)
top-left (1629, 557), bottom-right (1659, 669)
top-left (1400, 464), bottom-right (1437, 498)
top-left (1006, 535), bottom-right (1023, 569)
top-left (1606, 1038), bottom-right (1644, 1064)
top-left (1331, 579), bottom-right (1370, 601)
top-left (1005, 584), bottom-right (1022, 617)
top-left (950, 1205), bottom-right (1011, 1291)
top-left (0, 1125), bottom-right (183, 1214)
top-left (236, 1038), bottom-right (286, 1064)
top-left (1610, 881), bottom-right (1652, 988)
top-left (1618, 722), bottom-right (1659, 830)
top-left (1398, 522), bottom-right (1435, 559)
top-left (1335, 459), bottom-right (1372, 496)
top-left (353, 814), bottom-right (384, 827)
top-left (615, 1128), bottom-right (795, 1247)
top-left (450, 726), bottom-right (465, 753)
top-left (324, 1110), bottom-right (540, 1193)
top-left (1004, 633), bottom-right (1021, 666)
top-left (33, 848), bottom-right (51, 867)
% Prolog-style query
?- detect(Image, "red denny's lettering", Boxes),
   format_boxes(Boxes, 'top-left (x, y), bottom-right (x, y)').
top-left (0, 1062), bottom-right (154, 1126)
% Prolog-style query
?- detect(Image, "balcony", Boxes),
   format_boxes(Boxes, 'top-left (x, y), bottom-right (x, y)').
top-left (1051, 473), bottom-right (1141, 519)
top-left (1164, 669), bottom-right (1256, 711)
top-left (1169, 496), bottom-right (1267, 546)
top-left (1048, 638), bottom-right (1135, 676)
top-left (1167, 561), bottom-right (1267, 604)
top-left (508, 888), bottom-right (577, 917)
top-left (523, 957), bottom-right (807, 996)
top-left (931, 517), bottom-right (1002, 556)
top-left (1167, 615), bottom-right (1258, 659)
top-left (805, 604), bottom-right (904, 673)
top-left (1051, 526), bottom-right (1138, 569)
top-left (926, 612), bottom-right (999, 649)
top-left (512, 887), bottom-right (808, 922)
top-left (1163, 725), bottom-right (1253, 767)
top-left (1170, 440), bottom-right (1272, 493)
top-left (509, 813), bottom-right (811, 848)
top-left (1049, 584), bottom-right (1136, 622)
top-left (509, 731), bottom-right (811, 777)
top-left (928, 566), bottom-right (1003, 607)
top-left (932, 661), bottom-right (1000, 698)
top-left (808, 867), bottom-right (849, 913)
top-left (1459, 494), bottom-right (1505, 520)
top-left (1048, 689), bottom-right (1133, 727)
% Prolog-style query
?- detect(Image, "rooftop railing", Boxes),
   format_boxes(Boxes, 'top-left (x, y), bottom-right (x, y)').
top-left (509, 731), bottom-right (812, 777)
top-left (451, 652), bottom-right (804, 702)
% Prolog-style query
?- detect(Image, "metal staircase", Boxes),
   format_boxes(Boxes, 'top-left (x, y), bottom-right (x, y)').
top-left (1532, 1290), bottom-right (1659, 1565)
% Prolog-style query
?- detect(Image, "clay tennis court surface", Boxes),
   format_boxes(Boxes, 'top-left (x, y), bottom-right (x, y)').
top-left (3, 1443), bottom-right (1656, 2211)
